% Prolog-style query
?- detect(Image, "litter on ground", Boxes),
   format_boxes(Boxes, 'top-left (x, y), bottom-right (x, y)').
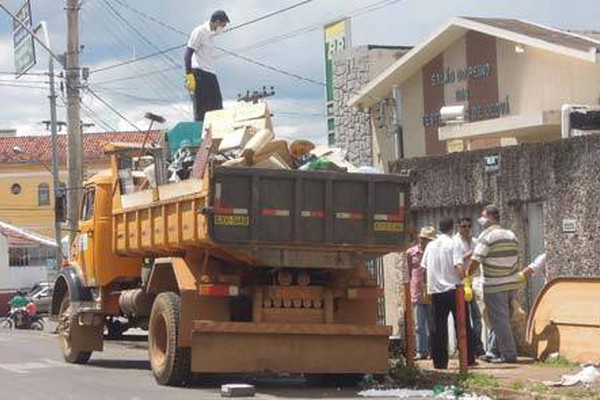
top-left (544, 365), bottom-right (599, 387)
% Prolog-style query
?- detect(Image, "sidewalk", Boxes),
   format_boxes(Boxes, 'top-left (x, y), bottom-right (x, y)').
top-left (415, 357), bottom-right (599, 399)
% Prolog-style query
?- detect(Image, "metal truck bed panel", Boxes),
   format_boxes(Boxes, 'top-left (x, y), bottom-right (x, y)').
top-left (113, 167), bottom-right (410, 266)
top-left (209, 167), bottom-right (409, 265)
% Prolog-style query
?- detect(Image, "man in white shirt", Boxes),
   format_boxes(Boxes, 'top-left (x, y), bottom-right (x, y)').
top-left (422, 217), bottom-right (475, 369)
top-left (454, 217), bottom-right (484, 356)
top-left (184, 10), bottom-right (230, 121)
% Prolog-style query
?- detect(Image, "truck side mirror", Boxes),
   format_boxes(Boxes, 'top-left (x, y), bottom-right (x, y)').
top-left (55, 191), bottom-right (67, 223)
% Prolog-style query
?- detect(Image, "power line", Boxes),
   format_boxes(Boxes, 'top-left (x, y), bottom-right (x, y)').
top-left (85, 86), bottom-right (144, 132)
top-left (91, 43), bottom-right (184, 74)
top-left (226, 0), bottom-right (315, 33)
top-left (0, 71), bottom-right (55, 76)
top-left (215, 45), bottom-right (325, 87)
top-left (223, 0), bottom-right (405, 56)
top-left (96, 0), bottom-right (190, 119)
top-left (102, 0), bottom-right (180, 69)
top-left (0, 83), bottom-right (49, 90)
top-left (88, 0), bottom-right (403, 96)
top-left (92, 65), bottom-right (179, 85)
top-left (79, 100), bottom-right (119, 132)
top-left (90, 0), bottom-right (319, 74)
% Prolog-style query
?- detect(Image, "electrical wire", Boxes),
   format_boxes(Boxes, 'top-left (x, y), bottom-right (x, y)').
top-left (215, 46), bottom-right (325, 87)
top-left (97, 0), bottom-right (188, 114)
top-left (0, 83), bottom-right (49, 90)
top-left (92, 65), bottom-right (179, 86)
top-left (85, 86), bottom-right (144, 132)
top-left (102, 0), bottom-right (180, 69)
top-left (88, 0), bottom-right (402, 99)
top-left (90, 0), bottom-right (321, 74)
top-left (91, 44), bottom-right (183, 74)
top-left (227, 0), bottom-right (315, 33)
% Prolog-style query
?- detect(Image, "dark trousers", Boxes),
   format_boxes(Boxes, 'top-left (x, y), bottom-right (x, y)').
top-left (192, 68), bottom-right (223, 122)
top-left (429, 289), bottom-right (476, 369)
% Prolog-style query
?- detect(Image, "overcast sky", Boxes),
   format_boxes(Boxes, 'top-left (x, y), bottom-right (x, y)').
top-left (0, 0), bottom-right (599, 144)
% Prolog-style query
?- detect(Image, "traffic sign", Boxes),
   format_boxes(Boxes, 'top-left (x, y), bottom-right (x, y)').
top-left (12, 0), bottom-right (36, 77)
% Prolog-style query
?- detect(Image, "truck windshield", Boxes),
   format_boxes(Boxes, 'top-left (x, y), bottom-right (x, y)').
top-left (81, 187), bottom-right (96, 221)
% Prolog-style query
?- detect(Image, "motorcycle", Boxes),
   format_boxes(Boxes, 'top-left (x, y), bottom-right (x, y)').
top-left (1, 307), bottom-right (44, 330)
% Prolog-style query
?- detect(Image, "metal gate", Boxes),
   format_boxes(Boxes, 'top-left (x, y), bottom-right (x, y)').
top-left (526, 202), bottom-right (545, 310)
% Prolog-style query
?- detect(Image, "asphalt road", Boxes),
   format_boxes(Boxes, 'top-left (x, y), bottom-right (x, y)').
top-left (0, 323), bottom-right (381, 400)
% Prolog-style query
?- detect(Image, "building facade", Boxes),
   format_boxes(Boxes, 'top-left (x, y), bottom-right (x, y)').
top-left (342, 17), bottom-right (600, 342)
top-left (333, 45), bottom-right (411, 169)
top-left (351, 17), bottom-right (600, 162)
top-left (0, 131), bottom-right (164, 238)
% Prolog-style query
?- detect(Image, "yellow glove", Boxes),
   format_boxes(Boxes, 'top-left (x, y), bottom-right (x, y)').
top-left (463, 276), bottom-right (473, 302)
top-left (185, 73), bottom-right (196, 94)
top-left (518, 271), bottom-right (527, 282)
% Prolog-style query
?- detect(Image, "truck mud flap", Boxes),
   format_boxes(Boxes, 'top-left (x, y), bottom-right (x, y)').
top-left (190, 321), bottom-right (391, 374)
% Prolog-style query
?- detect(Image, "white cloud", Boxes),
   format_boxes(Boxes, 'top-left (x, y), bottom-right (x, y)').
top-left (0, 0), bottom-right (599, 142)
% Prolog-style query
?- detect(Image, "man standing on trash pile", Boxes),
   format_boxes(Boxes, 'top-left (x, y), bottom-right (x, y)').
top-left (422, 217), bottom-right (476, 369)
top-left (184, 10), bottom-right (229, 122)
top-left (407, 226), bottom-right (436, 360)
top-left (467, 204), bottom-right (521, 364)
top-left (454, 217), bottom-right (485, 357)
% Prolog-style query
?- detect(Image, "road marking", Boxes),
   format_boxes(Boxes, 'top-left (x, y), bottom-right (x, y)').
top-left (0, 358), bottom-right (78, 374)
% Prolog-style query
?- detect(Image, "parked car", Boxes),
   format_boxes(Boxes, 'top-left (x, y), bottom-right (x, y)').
top-left (28, 286), bottom-right (51, 315)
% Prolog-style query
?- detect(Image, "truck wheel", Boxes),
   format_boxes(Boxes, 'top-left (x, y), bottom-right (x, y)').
top-left (148, 292), bottom-right (190, 386)
top-left (57, 293), bottom-right (92, 364)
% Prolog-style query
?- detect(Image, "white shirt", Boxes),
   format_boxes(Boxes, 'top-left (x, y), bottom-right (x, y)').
top-left (187, 21), bottom-right (216, 73)
top-left (453, 232), bottom-right (480, 278)
top-left (530, 253), bottom-right (546, 274)
top-left (421, 233), bottom-right (463, 294)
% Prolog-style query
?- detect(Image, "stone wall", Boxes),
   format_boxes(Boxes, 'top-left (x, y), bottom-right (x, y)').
top-left (390, 134), bottom-right (600, 281)
top-left (333, 46), bottom-right (373, 166)
top-left (333, 46), bottom-right (408, 167)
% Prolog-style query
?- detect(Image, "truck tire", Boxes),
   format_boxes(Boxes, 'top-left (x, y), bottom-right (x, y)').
top-left (148, 292), bottom-right (190, 386)
top-left (57, 293), bottom-right (92, 364)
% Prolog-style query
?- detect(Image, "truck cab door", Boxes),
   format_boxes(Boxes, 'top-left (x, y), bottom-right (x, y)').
top-left (78, 186), bottom-right (97, 285)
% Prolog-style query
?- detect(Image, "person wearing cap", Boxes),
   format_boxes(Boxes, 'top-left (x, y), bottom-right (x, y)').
top-left (406, 226), bottom-right (436, 359)
top-left (184, 10), bottom-right (230, 122)
top-left (421, 217), bottom-right (476, 369)
top-left (467, 204), bottom-right (521, 364)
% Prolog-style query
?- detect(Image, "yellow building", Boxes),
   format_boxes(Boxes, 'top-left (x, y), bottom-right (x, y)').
top-left (0, 131), bottom-right (164, 238)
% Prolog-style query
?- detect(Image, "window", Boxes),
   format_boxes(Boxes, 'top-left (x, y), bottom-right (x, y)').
top-left (38, 183), bottom-right (50, 206)
top-left (11, 183), bottom-right (21, 195)
top-left (9, 247), bottom-right (29, 266)
top-left (9, 246), bottom-right (54, 267)
top-left (81, 187), bottom-right (96, 221)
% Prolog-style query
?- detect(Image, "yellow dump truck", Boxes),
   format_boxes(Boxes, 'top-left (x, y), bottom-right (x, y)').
top-left (51, 132), bottom-right (410, 386)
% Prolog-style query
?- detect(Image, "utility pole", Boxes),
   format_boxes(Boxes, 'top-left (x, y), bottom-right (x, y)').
top-left (66, 0), bottom-right (83, 245)
top-left (35, 21), bottom-right (63, 269)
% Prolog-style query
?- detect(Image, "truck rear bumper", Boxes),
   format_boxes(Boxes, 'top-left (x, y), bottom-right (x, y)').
top-left (190, 321), bottom-right (391, 374)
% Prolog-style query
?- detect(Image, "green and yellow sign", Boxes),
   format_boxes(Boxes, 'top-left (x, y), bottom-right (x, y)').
top-left (324, 19), bottom-right (351, 145)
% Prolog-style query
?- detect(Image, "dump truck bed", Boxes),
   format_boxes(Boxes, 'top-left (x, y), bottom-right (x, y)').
top-left (113, 167), bottom-right (409, 268)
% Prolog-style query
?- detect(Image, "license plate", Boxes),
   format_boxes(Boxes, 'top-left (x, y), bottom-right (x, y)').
top-left (214, 215), bottom-right (250, 227)
top-left (374, 221), bottom-right (404, 232)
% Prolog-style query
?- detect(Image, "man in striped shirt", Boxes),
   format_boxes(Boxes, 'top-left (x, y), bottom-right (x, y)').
top-left (467, 204), bottom-right (522, 364)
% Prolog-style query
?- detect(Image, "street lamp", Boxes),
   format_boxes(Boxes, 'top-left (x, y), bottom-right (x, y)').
top-left (11, 145), bottom-right (64, 276)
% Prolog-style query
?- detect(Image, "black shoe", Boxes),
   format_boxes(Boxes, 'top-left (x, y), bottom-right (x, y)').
top-left (479, 353), bottom-right (500, 362)
top-left (468, 360), bottom-right (479, 367)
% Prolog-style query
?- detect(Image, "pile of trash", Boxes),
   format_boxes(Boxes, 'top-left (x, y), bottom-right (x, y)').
top-left (202, 102), bottom-right (374, 173)
top-left (358, 386), bottom-right (493, 400)
top-left (544, 365), bottom-right (599, 388)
